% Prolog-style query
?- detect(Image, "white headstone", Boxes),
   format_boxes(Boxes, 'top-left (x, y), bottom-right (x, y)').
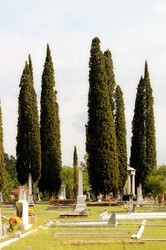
top-left (59, 182), bottom-right (66, 200)
top-left (0, 191), bottom-right (3, 202)
top-left (74, 165), bottom-right (87, 213)
top-left (16, 187), bottom-right (31, 230)
top-left (137, 183), bottom-right (143, 205)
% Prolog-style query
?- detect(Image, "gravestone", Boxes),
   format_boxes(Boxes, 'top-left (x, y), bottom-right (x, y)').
top-left (0, 191), bottom-right (3, 202)
top-left (137, 183), bottom-right (143, 206)
top-left (128, 199), bottom-right (134, 213)
top-left (16, 186), bottom-right (31, 230)
top-left (0, 209), bottom-right (2, 237)
top-left (108, 211), bottom-right (117, 227)
top-left (74, 165), bottom-right (87, 213)
top-left (59, 182), bottom-right (66, 200)
top-left (86, 191), bottom-right (90, 201)
top-left (28, 173), bottom-right (34, 206)
top-left (36, 187), bottom-right (41, 202)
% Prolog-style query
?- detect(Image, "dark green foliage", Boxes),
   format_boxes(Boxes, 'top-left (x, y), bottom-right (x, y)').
top-left (130, 77), bottom-right (146, 188)
top-left (16, 58), bottom-right (41, 185)
top-left (0, 104), bottom-right (5, 191)
top-left (115, 85), bottom-right (127, 189)
top-left (104, 49), bottom-right (116, 117)
top-left (39, 44), bottom-right (62, 196)
top-left (73, 145), bottom-right (78, 198)
top-left (144, 61), bottom-right (157, 176)
top-left (86, 37), bottom-right (119, 196)
top-left (130, 62), bottom-right (157, 192)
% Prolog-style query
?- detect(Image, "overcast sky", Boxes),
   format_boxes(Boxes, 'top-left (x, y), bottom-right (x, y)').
top-left (0, 0), bottom-right (166, 166)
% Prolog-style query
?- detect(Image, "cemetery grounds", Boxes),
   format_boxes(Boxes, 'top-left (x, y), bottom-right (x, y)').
top-left (1, 203), bottom-right (166, 250)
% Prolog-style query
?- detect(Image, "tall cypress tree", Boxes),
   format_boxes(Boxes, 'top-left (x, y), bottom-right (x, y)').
top-left (16, 58), bottom-right (41, 185)
top-left (104, 49), bottom-right (116, 117)
top-left (73, 145), bottom-right (78, 198)
top-left (115, 85), bottom-right (127, 190)
top-left (86, 37), bottom-right (119, 197)
top-left (130, 77), bottom-right (146, 189)
top-left (144, 61), bottom-right (157, 179)
top-left (130, 62), bottom-right (157, 192)
top-left (39, 44), bottom-right (62, 196)
top-left (0, 104), bottom-right (5, 193)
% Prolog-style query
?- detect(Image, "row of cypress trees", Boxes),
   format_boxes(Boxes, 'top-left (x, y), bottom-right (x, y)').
top-left (86, 37), bottom-right (127, 197)
top-left (0, 37), bottom-right (157, 197)
top-left (130, 62), bottom-right (157, 193)
top-left (16, 44), bottom-right (62, 197)
top-left (86, 37), bottom-right (156, 197)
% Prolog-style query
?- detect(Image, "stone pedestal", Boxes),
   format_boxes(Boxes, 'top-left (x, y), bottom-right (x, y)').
top-left (74, 195), bottom-right (86, 213)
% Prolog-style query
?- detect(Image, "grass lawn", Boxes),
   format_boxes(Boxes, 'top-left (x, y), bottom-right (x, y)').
top-left (1, 203), bottom-right (166, 250)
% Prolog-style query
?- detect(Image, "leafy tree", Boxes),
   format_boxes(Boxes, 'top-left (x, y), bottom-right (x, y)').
top-left (39, 44), bottom-right (62, 196)
top-left (4, 154), bottom-right (16, 180)
top-left (0, 104), bottom-right (6, 192)
top-left (145, 170), bottom-right (166, 199)
top-left (115, 85), bottom-right (127, 190)
top-left (16, 57), bottom-right (41, 185)
top-left (86, 37), bottom-right (119, 197)
top-left (73, 145), bottom-right (78, 198)
top-left (130, 62), bottom-right (157, 193)
top-left (62, 166), bottom-right (74, 199)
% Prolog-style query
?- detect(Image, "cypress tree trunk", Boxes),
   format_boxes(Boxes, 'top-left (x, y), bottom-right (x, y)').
top-left (115, 85), bottom-right (127, 190)
top-left (39, 44), bottom-right (62, 197)
top-left (16, 59), bottom-right (41, 185)
top-left (86, 37), bottom-right (119, 197)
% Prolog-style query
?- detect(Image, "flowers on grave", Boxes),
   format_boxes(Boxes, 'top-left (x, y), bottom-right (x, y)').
top-left (9, 216), bottom-right (21, 225)
top-left (28, 209), bottom-right (34, 216)
top-left (9, 216), bottom-right (21, 231)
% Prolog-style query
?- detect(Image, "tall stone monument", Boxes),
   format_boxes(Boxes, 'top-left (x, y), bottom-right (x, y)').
top-left (28, 173), bottom-right (34, 206)
top-left (74, 165), bottom-right (86, 213)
